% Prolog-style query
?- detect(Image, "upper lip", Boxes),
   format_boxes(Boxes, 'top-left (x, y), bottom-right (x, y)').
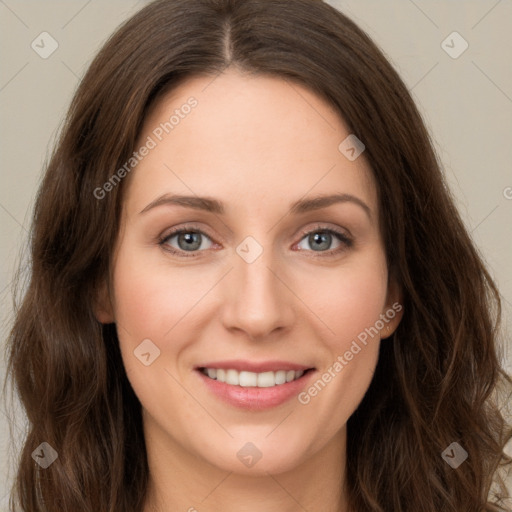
top-left (195, 360), bottom-right (314, 373)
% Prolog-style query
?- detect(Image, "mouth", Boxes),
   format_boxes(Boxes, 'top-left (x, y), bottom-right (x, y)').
top-left (198, 367), bottom-right (312, 387)
top-left (194, 361), bottom-right (316, 410)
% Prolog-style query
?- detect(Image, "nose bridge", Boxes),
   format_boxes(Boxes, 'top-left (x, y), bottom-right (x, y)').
top-left (221, 234), bottom-right (294, 339)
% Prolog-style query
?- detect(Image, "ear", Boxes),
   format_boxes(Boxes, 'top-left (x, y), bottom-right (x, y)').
top-left (379, 275), bottom-right (403, 339)
top-left (93, 278), bottom-right (115, 324)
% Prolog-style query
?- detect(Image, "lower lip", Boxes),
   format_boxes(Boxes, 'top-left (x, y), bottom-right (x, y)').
top-left (196, 370), bottom-right (316, 411)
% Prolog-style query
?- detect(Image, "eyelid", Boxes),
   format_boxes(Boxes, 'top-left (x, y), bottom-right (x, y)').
top-left (295, 223), bottom-right (352, 244)
top-left (159, 223), bottom-right (214, 242)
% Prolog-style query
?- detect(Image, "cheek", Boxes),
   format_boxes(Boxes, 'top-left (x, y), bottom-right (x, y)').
top-left (304, 253), bottom-right (388, 347)
top-left (292, 254), bottom-right (387, 427)
top-left (109, 251), bottom-right (184, 389)
top-left (110, 249), bottom-right (211, 414)
top-left (111, 249), bottom-right (211, 343)
top-left (331, 272), bottom-right (387, 342)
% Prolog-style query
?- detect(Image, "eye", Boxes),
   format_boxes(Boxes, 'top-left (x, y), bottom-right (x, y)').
top-left (158, 224), bottom-right (353, 258)
top-left (295, 226), bottom-right (353, 256)
top-left (159, 226), bottom-right (214, 257)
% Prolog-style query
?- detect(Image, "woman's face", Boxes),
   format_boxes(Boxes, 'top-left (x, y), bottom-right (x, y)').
top-left (98, 68), bottom-right (402, 476)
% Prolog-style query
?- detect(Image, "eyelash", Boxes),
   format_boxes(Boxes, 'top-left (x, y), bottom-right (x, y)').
top-left (158, 223), bottom-right (353, 259)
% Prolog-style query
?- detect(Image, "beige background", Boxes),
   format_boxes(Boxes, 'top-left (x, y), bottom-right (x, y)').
top-left (1, 0), bottom-right (511, 507)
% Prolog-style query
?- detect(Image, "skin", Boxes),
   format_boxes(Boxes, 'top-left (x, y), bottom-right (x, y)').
top-left (96, 67), bottom-right (403, 512)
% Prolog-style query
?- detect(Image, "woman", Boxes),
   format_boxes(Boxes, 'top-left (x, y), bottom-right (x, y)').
top-left (5, 0), bottom-right (511, 510)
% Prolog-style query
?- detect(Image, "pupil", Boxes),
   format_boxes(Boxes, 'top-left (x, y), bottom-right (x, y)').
top-left (311, 232), bottom-right (330, 251)
top-left (179, 232), bottom-right (201, 251)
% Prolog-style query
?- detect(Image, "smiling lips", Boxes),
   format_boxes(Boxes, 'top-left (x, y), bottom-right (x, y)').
top-left (196, 360), bottom-right (316, 410)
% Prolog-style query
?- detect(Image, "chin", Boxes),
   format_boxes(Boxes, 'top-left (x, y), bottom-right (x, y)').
top-left (195, 432), bottom-right (313, 476)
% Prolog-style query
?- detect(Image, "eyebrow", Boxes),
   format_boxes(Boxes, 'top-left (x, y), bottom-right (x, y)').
top-left (139, 193), bottom-right (372, 220)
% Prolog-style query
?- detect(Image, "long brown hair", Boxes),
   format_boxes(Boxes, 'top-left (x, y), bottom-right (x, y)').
top-left (5, 0), bottom-right (511, 510)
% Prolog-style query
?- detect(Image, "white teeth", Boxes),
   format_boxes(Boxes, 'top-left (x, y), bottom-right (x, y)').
top-left (257, 371), bottom-right (275, 388)
top-left (275, 370), bottom-right (286, 385)
top-left (201, 368), bottom-right (307, 387)
top-left (225, 369), bottom-right (239, 386)
top-left (239, 371), bottom-right (257, 387)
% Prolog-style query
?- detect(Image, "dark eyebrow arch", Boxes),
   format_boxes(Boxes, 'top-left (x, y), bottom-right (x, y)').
top-left (289, 193), bottom-right (372, 220)
top-left (139, 193), bottom-right (372, 220)
top-left (139, 194), bottom-right (225, 215)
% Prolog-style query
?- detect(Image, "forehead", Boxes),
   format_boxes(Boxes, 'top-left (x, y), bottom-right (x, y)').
top-left (126, 68), bottom-right (377, 217)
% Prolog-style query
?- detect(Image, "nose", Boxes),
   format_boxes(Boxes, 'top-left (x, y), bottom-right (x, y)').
top-left (220, 242), bottom-right (296, 342)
